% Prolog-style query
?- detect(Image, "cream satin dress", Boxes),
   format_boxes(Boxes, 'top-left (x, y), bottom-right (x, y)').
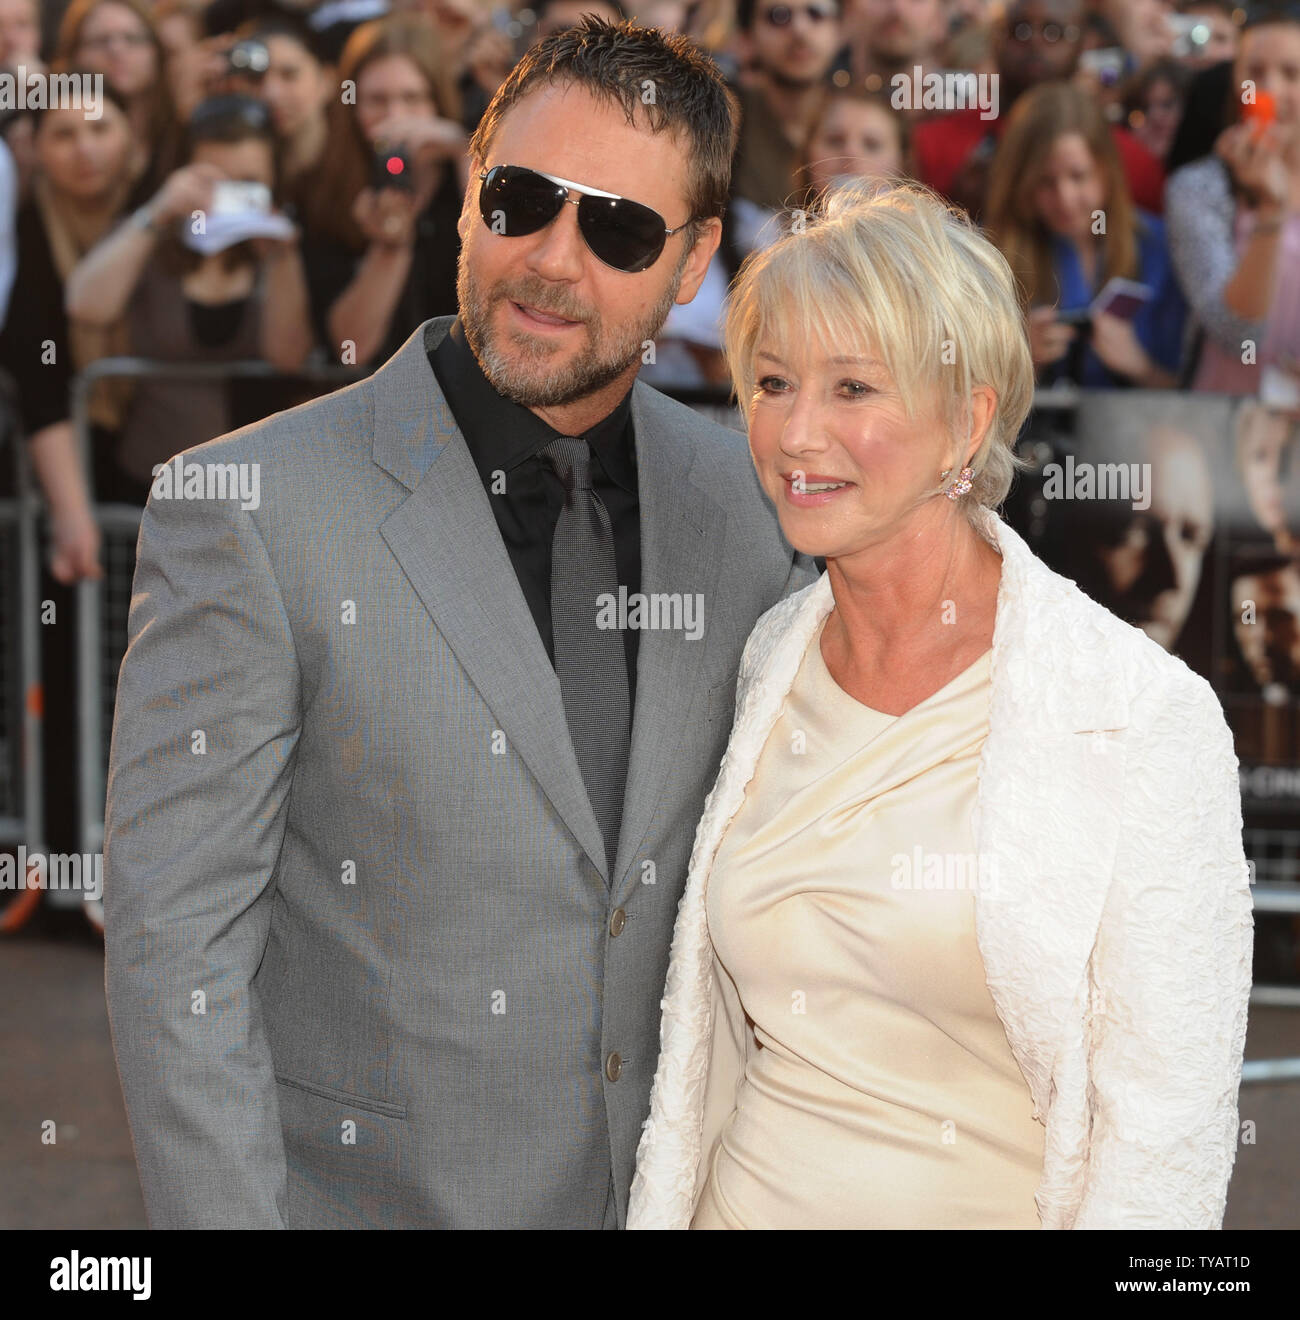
top-left (692, 616), bottom-right (1045, 1229)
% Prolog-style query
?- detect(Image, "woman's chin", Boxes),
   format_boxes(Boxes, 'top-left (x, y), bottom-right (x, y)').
top-left (777, 520), bottom-right (840, 563)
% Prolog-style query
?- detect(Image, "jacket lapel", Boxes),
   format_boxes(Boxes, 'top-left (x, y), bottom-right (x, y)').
top-left (374, 319), bottom-right (607, 879)
top-left (609, 385), bottom-right (724, 899)
top-left (968, 508), bottom-right (1132, 1122)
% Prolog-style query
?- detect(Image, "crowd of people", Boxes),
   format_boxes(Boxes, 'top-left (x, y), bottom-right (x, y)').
top-left (0, 4), bottom-right (1283, 1230)
top-left (0, 0), bottom-right (1298, 575)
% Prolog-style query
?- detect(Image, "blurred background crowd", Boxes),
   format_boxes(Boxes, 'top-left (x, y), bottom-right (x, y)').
top-left (3, 2), bottom-right (1299, 1230)
top-left (2, 0), bottom-right (1298, 574)
top-left (2, 0), bottom-right (1300, 886)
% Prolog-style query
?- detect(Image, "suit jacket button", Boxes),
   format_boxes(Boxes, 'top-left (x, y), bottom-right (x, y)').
top-left (605, 1051), bottom-right (623, 1082)
top-left (609, 907), bottom-right (627, 937)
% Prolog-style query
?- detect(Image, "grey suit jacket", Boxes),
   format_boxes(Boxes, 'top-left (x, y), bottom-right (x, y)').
top-left (103, 315), bottom-right (816, 1229)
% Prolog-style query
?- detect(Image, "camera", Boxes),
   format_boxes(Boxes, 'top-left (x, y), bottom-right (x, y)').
top-left (227, 38), bottom-right (270, 79)
top-left (372, 143), bottom-right (414, 192)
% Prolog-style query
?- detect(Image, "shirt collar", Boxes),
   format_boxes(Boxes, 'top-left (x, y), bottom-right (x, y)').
top-left (430, 316), bottom-right (636, 492)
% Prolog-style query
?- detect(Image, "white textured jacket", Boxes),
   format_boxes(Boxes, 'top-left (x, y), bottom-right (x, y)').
top-left (628, 507), bottom-right (1254, 1230)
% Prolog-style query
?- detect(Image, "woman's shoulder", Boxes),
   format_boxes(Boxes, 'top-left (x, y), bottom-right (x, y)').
top-left (1006, 520), bottom-right (1223, 722)
top-left (739, 572), bottom-right (829, 679)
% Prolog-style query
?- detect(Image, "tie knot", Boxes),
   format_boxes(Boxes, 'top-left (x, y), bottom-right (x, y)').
top-left (543, 436), bottom-right (593, 497)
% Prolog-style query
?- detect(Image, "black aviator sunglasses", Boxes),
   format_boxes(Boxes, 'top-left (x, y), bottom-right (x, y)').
top-left (477, 164), bottom-right (699, 273)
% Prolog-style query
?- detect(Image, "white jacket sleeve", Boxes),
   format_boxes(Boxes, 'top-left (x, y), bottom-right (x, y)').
top-left (1073, 668), bottom-right (1254, 1228)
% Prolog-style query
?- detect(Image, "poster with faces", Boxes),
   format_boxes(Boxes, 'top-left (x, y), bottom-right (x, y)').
top-left (1007, 391), bottom-right (1300, 921)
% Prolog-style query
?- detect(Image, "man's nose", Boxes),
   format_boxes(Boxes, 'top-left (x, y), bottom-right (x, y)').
top-left (523, 198), bottom-right (587, 281)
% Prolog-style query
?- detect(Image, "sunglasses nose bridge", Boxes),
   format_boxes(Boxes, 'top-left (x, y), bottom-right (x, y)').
top-left (524, 188), bottom-right (592, 274)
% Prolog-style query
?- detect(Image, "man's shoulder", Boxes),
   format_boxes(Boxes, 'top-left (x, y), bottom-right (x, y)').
top-left (632, 377), bottom-right (750, 468)
top-left (181, 371), bottom-right (375, 469)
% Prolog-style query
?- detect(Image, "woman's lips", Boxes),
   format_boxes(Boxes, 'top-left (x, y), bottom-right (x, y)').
top-left (781, 473), bottom-right (854, 508)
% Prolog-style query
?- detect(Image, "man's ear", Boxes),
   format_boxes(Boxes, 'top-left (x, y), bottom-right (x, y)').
top-left (674, 215), bottom-right (723, 306)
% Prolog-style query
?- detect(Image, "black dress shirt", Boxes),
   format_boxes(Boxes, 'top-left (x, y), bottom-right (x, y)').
top-left (428, 317), bottom-right (642, 705)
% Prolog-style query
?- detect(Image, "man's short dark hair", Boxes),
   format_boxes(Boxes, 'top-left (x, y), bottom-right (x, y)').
top-left (468, 14), bottom-right (738, 252)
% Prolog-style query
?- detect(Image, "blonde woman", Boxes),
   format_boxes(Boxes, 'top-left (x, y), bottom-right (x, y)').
top-left (628, 178), bottom-right (1254, 1230)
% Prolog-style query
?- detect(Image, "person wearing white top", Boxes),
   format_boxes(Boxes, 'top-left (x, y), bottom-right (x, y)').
top-left (629, 176), bottom-right (1254, 1230)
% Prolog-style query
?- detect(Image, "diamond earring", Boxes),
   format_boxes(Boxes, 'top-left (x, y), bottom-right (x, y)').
top-left (941, 465), bottom-right (974, 500)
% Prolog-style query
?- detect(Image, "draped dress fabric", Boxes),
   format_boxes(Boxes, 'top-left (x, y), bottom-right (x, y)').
top-left (691, 617), bottom-right (1045, 1229)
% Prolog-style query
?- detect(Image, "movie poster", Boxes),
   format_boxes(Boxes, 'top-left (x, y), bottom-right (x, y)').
top-left (1007, 391), bottom-right (1300, 982)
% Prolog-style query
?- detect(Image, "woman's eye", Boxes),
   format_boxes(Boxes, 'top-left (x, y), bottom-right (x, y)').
top-left (756, 376), bottom-right (789, 394)
top-left (839, 380), bottom-right (872, 397)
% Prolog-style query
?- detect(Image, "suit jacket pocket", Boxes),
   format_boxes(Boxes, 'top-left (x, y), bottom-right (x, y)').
top-left (274, 1071), bottom-right (407, 1118)
top-left (276, 1074), bottom-right (408, 1228)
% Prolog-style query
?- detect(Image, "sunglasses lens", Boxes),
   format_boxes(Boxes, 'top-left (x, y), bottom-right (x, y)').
top-left (482, 164), bottom-right (672, 272)
top-left (479, 166), bottom-right (565, 237)
top-left (579, 195), bottom-right (666, 272)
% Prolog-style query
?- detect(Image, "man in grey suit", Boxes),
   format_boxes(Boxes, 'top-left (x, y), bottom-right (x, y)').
top-left (104, 17), bottom-right (814, 1228)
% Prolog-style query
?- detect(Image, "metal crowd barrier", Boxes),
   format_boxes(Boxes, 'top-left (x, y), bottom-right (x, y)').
top-left (0, 385), bottom-right (44, 861)
top-left (51, 361), bottom-right (1300, 1082)
top-left (70, 357), bottom-right (365, 860)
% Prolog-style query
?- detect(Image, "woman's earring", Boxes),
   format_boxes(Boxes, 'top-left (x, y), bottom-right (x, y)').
top-left (942, 465), bottom-right (975, 500)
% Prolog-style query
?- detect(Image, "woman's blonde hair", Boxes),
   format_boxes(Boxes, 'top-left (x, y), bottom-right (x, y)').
top-left (723, 175), bottom-right (1035, 520)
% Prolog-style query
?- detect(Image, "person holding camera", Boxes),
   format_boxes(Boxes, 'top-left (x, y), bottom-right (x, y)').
top-left (299, 15), bottom-right (469, 367)
top-left (64, 93), bottom-right (314, 504)
top-left (1165, 10), bottom-right (1300, 394)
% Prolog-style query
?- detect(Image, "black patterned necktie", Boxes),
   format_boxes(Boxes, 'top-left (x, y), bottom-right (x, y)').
top-left (542, 436), bottom-right (631, 878)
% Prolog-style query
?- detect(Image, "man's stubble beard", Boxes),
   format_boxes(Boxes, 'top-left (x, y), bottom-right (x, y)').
top-left (455, 239), bottom-right (692, 408)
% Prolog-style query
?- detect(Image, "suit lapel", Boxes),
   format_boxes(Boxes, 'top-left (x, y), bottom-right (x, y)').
top-left (374, 319), bottom-right (607, 878)
top-left (611, 384), bottom-right (724, 901)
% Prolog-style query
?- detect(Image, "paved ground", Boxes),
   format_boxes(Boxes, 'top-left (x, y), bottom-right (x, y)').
top-left (3, 905), bottom-right (1297, 1229)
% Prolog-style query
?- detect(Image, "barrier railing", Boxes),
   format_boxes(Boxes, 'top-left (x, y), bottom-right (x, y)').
top-left (70, 357), bottom-right (365, 861)
top-left (0, 384), bottom-right (44, 849)
top-left (54, 359), bottom-right (1300, 1082)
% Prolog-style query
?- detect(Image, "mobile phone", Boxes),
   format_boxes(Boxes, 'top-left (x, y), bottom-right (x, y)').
top-left (1092, 277), bottom-right (1153, 321)
top-left (210, 179), bottom-right (271, 217)
top-left (1167, 14), bottom-right (1211, 60)
top-left (1079, 47), bottom-right (1127, 88)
